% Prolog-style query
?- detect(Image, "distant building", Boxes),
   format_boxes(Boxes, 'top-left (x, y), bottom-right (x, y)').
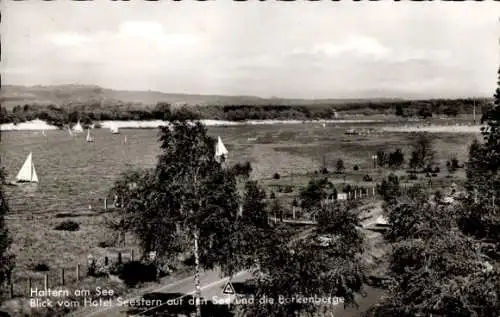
top-left (337, 193), bottom-right (347, 200)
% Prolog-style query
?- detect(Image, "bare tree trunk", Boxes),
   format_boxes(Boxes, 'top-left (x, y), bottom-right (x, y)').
top-left (194, 228), bottom-right (202, 317)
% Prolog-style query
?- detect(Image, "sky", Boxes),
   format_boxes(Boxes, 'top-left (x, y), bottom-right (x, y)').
top-left (1, 1), bottom-right (499, 99)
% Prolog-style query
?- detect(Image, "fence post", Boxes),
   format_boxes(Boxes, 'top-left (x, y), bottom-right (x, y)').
top-left (104, 256), bottom-right (109, 266)
top-left (372, 187), bottom-right (375, 196)
top-left (131, 250), bottom-right (134, 262)
top-left (60, 268), bottom-right (65, 285)
top-left (43, 274), bottom-right (48, 290)
top-left (104, 197), bottom-right (107, 211)
top-left (118, 252), bottom-right (122, 265)
top-left (292, 207), bottom-right (296, 220)
top-left (27, 278), bottom-right (32, 296)
top-left (76, 264), bottom-right (80, 281)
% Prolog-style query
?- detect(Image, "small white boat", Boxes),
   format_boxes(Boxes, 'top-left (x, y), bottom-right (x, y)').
top-left (16, 152), bottom-right (39, 183)
top-left (110, 125), bottom-right (120, 134)
top-left (86, 129), bottom-right (94, 142)
top-left (72, 120), bottom-right (84, 134)
top-left (215, 136), bottom-right (228, 162)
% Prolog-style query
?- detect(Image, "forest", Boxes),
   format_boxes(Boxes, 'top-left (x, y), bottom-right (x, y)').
top-left (0, 98), bottom-right (492, 128)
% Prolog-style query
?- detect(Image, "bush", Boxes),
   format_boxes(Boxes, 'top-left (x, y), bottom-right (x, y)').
top-left (269, 191), bottom-right (276, 199)
top-left (363, 174), bottom-right (373, 182)
top-left (273, 172), bottom-right (280, 180)
top-left (408, 173), bottom-right (418, 180)
top-left (32, 263), bottom-right (50, 272)
top-left (353, 165), bottom-right (359, 171)
top-left (320, 167), bottom-right (329, 174)
top-left (54, 220), bottom-right (80, 231)
top-left (116, 261), bottom-right (158, 288)
top-left (283, 185), bottom-right (294, 193)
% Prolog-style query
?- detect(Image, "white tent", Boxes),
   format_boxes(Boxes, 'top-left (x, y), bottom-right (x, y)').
top-left (16, 152), bottom-right (38, 183)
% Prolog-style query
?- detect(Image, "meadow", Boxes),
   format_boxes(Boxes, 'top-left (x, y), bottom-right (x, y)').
top-left (0, 120), bottom-right (482, 300)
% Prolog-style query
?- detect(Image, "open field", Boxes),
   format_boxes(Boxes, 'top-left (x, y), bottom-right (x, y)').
top-left (0, 121), bottom-right (482, 304)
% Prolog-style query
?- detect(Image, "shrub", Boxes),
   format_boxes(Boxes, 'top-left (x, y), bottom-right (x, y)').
top-left (273, 172), bottom-right (280, 180)
top-left (283, 185), bottom-right (294, 193)
top-left (269, 191), bottom-right (276, 199)
top-left (54, 220), bottom-right (80, 231)
top-left (116, 261), bottom-right (158, 287)
top-left (32, 263), bottom-right (50, 272)
top-left (363, 174), bottom-right (373, 182)
top-left (353, 165), bottom-right (359, 171)
top-left (320, 167), bottom-right (329, 174)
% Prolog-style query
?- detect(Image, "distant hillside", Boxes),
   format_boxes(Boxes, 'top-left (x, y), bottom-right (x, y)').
top-left (0, 84), bottom-right (404, 109)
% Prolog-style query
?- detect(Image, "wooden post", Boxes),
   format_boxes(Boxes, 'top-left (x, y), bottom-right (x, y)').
top-left (118, 252), bottom-right (122, 264)
top-left (61, 268), bottom-right (65, 285)
top-left (372, 187), bottom-right (375, 196)
top-left (104, 197), bottom-right (107, 211)
top-left (27, 278), bottom-right (32, 296)
top-left (43, 274), bottom-right (48, 290)
top-left (76, 264), bottom-right (80, 281)
top-left (131, 250), bottom-right (134, 262)
top-left (354, 190), bottom-right (357, 199)
top-left (292, 207), bottom-right (296, 220)
top-left (104, 256), bottom-right (109, 266)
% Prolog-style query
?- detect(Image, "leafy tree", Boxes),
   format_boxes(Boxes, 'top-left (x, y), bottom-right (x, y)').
top-left (336, 158), bottom-right (345, 174)
top-left (0, 134), bottom-right (14, 302)
top-left (151, 102), bottom-right (172, 120)
top-left (395, 104), bottom-right (404, 117)
top-left (418, 107), bottom-right (433, 119)
top-left (462, 66), bottom-right (500, 243)
top-left (243, 202), bottom-right (367, 317)
top-left (377, 174), bottom-right (401, 203)
top-left (409, 133), bottom-right (436, 170)
top-left (299, 177), bottom-right (335, 211)
top-left (388, 149), bottom-right (405, 169)
top-left (376, 151), bottom-right (389, 168)
top-left (110, 121), bottom-right (244, 317)
top-left (366, 232), bottom-right (500, 317)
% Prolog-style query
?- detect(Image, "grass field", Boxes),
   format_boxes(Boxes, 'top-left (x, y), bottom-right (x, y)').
top-left (0, 120), bottom-right (482, 300)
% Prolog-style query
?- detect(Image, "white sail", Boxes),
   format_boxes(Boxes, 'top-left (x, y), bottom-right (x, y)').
top-left (215, 136), bottom-right (228, 160)
top-left (68, 127), bottom-right (74, 136)
top-left (86, 129), bottom-right (94, 142)
top-left (16, 152), bottom-right (38, 183)
top-left (73, 121), bottom-right (84, 133)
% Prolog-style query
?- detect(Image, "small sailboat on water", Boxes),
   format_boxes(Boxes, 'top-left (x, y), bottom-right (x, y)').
top-left (16, 152), bottom-right (39, 183)
top-left (215, 136), bottom-right (228, 162)
top-left (73, 120), bottom-right (84, 134)
top-left (86, 129), bottom-right (94, 142)
top-left (124, 136), bottom-right (127, 144)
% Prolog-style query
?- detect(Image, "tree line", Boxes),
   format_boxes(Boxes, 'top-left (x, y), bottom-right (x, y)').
top-left (0, 98), bottom-right (492, 128)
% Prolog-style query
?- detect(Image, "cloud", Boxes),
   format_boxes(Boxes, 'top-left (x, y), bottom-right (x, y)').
top-left (47, 32), bottom-right (91, 47)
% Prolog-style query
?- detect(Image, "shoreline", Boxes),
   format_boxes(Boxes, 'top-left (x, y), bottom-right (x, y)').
top-left (0, 118), bottom-right (386, 131)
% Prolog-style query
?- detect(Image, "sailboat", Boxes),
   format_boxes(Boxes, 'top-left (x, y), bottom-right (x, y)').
top-left (86, 129), bottom-right (94, 142)
top-left (110, 125), bottom-right (120, 134)
top-left (16, 152), bottom-right (39, 183)
top-left (124, 136), bottom-right (127, 144)
top-left (73, 121), bottom-right (84, 134)
top-left (215, 136), bottom-right (228, 162)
